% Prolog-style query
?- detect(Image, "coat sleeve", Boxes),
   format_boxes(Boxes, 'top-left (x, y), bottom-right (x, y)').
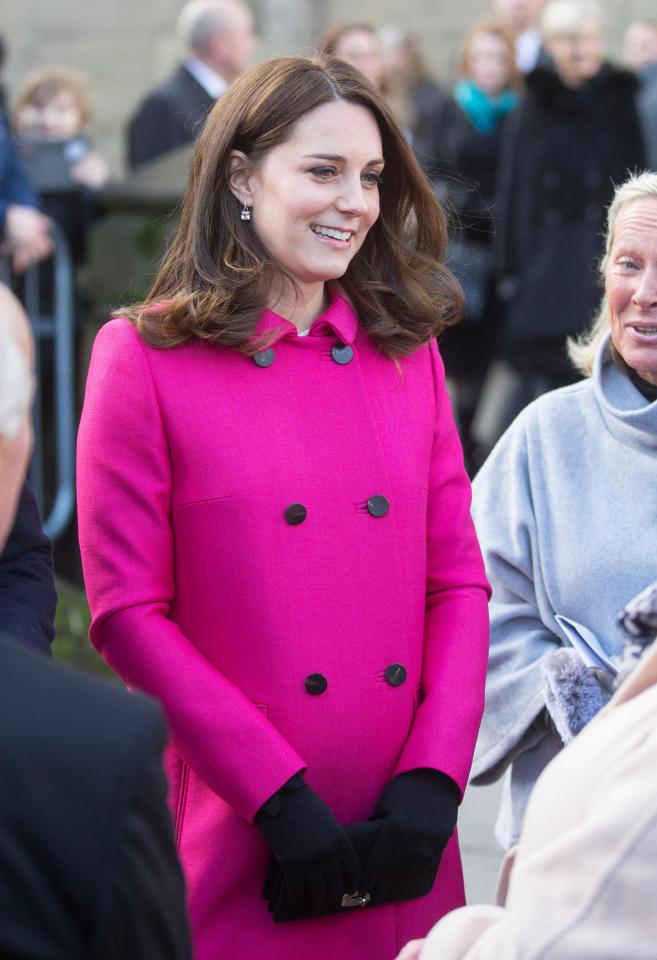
top-left (77, 319), bottom-right (305, 822)
top-left (0, 132), bottom-right (41, 236)
top-left (394, 341), bottom-right (491, 796)
top-left (0, 481), bottom-right (56, 654)
top-left (469, 406), bottom-right (561, 784)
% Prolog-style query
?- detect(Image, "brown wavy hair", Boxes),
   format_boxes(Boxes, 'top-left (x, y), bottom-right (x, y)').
top-left (119, 55), bottom-right (463, 358)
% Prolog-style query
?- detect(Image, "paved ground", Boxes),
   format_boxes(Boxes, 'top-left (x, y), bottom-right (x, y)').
top-left (459, 779), bottom-right (504, 904)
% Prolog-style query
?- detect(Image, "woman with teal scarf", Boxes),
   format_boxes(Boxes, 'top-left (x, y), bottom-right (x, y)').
top-left (420, 21), bottom-right (520, 472)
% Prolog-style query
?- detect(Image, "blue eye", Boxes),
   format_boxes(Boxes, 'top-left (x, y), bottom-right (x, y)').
top-left (362, 171), bottom-right (383, 187)
top-left (309, 166), bottom-right (336, 179)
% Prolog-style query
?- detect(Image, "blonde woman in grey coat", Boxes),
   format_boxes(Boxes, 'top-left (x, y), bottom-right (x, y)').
top-left (468, 169), bottom-right (657, 850)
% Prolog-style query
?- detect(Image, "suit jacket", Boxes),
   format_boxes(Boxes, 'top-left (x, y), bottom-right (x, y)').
top-left (0, 481), bottom-right (56, 653)
top-left (77, 296), bottom-right (490, 960)
top-left (0, 632), bottom-right (192, 960)
top-left (127, 64), bottom-right (217, 170)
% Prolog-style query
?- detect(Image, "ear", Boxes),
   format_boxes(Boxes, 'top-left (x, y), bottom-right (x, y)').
top-left (227, 150), bottom-right (255, 208)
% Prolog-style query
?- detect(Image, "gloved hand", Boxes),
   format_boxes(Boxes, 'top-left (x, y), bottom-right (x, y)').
top-left (255, 774), bottom-right (361, 921)
top-left (361, 768), bottom-right (460, 904)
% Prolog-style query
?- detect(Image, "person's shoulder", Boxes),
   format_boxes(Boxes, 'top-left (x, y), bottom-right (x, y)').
top-left (92, 315), bottom-right (147, 358)
top-left (516, 378), bottom-right (594, 436)
top-left (135, 65), bottom-right (184, 103)
top-left (0, 635), bottom-right (164, 764)
top-left (479, 378), bottom-right (593, 467)
top-left (598, 61), bottom-right (640, 97)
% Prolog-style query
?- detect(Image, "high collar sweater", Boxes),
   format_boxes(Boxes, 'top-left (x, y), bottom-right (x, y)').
top-left (469, 331), bottom-right (657, 847)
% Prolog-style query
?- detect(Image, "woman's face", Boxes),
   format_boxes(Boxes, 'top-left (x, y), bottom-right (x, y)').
top-left (237, 99), bottom-right (383, 299)
top-left (545, 21), bottom-right (603, 87)
top-left (334, 30), bottom-right (385, 90)
top-left (467, 32), bottom-right (513, 96)
top-left (16, 90), bottom-right (83, 140)
top-left (606, 198), bottom-right (657, 386)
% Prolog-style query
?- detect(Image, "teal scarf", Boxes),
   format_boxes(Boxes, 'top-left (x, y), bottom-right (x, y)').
top-left (454, 78), bottom-right (518, 134)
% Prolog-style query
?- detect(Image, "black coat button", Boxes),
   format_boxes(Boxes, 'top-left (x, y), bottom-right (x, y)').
top-left (385, 664), bottom-right (407, 687)
top-left (285, 503), bottom-right (307, 525)
top-left (367, 495), bottom-right (389, 517)
top-left (253, 348), bottom-right (275, 367)
top-left (331, 343), bottom-right (353, 365)
top-left (305, 673), bottom-right (328, 695)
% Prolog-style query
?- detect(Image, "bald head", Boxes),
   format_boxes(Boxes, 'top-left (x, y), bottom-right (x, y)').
top-left (177, 0), bottom-right (256, 79)
top-left (0, 285), bottom-right (34, 550)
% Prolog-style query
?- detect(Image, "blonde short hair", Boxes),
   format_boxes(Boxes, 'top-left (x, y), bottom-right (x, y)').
top-left (568, 171), bottom-right (657, 376)
top-left (541, 0), bottom-right (603, 37)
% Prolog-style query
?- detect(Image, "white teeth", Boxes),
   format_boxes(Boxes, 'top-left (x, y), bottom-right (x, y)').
top-left (636, 327), bottom-right (657, 334)
top-left (311, 225), bottom-right (351, 241)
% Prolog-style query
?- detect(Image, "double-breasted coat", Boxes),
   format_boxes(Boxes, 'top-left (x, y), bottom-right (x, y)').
top-left (77, 295), bottom-right (490, 960)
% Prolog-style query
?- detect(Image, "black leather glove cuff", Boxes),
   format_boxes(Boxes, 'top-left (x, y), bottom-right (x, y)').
top-left (374, 768), bottom-right (461, 816)
top-left (255, 773), bottom-right (306, 819)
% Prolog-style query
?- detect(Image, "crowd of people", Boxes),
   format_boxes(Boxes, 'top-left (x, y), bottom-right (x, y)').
top-left (2, 0), bottom-right (657, 958)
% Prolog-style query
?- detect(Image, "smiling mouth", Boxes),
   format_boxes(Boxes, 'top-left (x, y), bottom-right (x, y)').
top-left (630, 325), bottom-right (657, 335)
top-left (310, 224), bottom-right (354, 242)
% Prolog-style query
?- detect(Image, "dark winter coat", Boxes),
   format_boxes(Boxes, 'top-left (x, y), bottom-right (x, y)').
top-left (423, 95), bottom-right (504, 246)
top-left (496, 64), bottom-right (644, 352)
top-left (421, 96), bottom-right (508, 377)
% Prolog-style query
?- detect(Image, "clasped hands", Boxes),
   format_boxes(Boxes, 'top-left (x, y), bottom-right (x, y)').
top-left (255, 769), bottom-right (459, 923)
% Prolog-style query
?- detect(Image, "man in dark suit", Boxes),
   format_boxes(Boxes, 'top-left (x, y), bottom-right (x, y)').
top-left (0, 480), bottom-right (56, 653)
top-left (0, 282), bottom-right (192, 960)
top-left (127, 0), bottom-right (255, 170)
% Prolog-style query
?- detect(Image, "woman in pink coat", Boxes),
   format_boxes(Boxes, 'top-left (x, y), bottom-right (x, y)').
top-left (77, 55), bottom-right (490, 960)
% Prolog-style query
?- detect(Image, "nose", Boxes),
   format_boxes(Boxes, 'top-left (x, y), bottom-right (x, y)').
top-left (334, 174), bottom-right (369, 217)
top-left (632, 266), bottom-right (657, 310)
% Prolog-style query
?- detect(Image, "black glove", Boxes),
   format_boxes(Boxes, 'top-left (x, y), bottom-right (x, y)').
top-left (263, 821), bottom-right (380, 922)
top-left (360, 768), bottom-right (460, 904)
top-left (255, 774), bottom-right (361, 921)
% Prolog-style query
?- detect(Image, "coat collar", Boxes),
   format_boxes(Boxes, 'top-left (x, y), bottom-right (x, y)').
top-left (593, 330), bottom-right (657, 451)
top-left (256, 292), bottom-right (358, 347)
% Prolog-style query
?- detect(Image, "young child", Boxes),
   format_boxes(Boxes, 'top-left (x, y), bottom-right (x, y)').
top-left (14, 67), bottom-right (109, 190)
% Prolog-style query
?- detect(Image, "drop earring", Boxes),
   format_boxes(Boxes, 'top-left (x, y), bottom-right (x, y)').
top-left (241, 200), bottom-right (251, 221)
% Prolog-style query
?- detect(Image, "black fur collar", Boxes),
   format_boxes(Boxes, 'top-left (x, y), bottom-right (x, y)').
top-left (526, 63), bottom-right (639, 112)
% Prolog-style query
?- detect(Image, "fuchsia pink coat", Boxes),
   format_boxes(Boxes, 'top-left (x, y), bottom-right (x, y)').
top-left (77, 295), bottom-right (490, 960)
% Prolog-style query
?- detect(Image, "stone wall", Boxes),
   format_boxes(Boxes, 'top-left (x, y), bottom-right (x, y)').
top-left (3, 0), bottom-right (656, 174)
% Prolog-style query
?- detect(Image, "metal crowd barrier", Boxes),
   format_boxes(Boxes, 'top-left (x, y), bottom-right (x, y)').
top-left (2, 223), bottom-right (76, 541)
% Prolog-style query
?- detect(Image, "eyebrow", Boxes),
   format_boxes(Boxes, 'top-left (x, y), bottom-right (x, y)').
top-left (302, 153), bottom-right (385, 165)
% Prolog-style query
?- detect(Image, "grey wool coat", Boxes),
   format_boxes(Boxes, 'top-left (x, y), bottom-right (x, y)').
top-left (470, 331), bottom-right (657, 847)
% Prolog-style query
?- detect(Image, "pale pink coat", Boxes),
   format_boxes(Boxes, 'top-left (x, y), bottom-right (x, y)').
top-left (419, 642), bottom-right (657, 960)
top-left (77, 295), bottom-right (490, 960)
